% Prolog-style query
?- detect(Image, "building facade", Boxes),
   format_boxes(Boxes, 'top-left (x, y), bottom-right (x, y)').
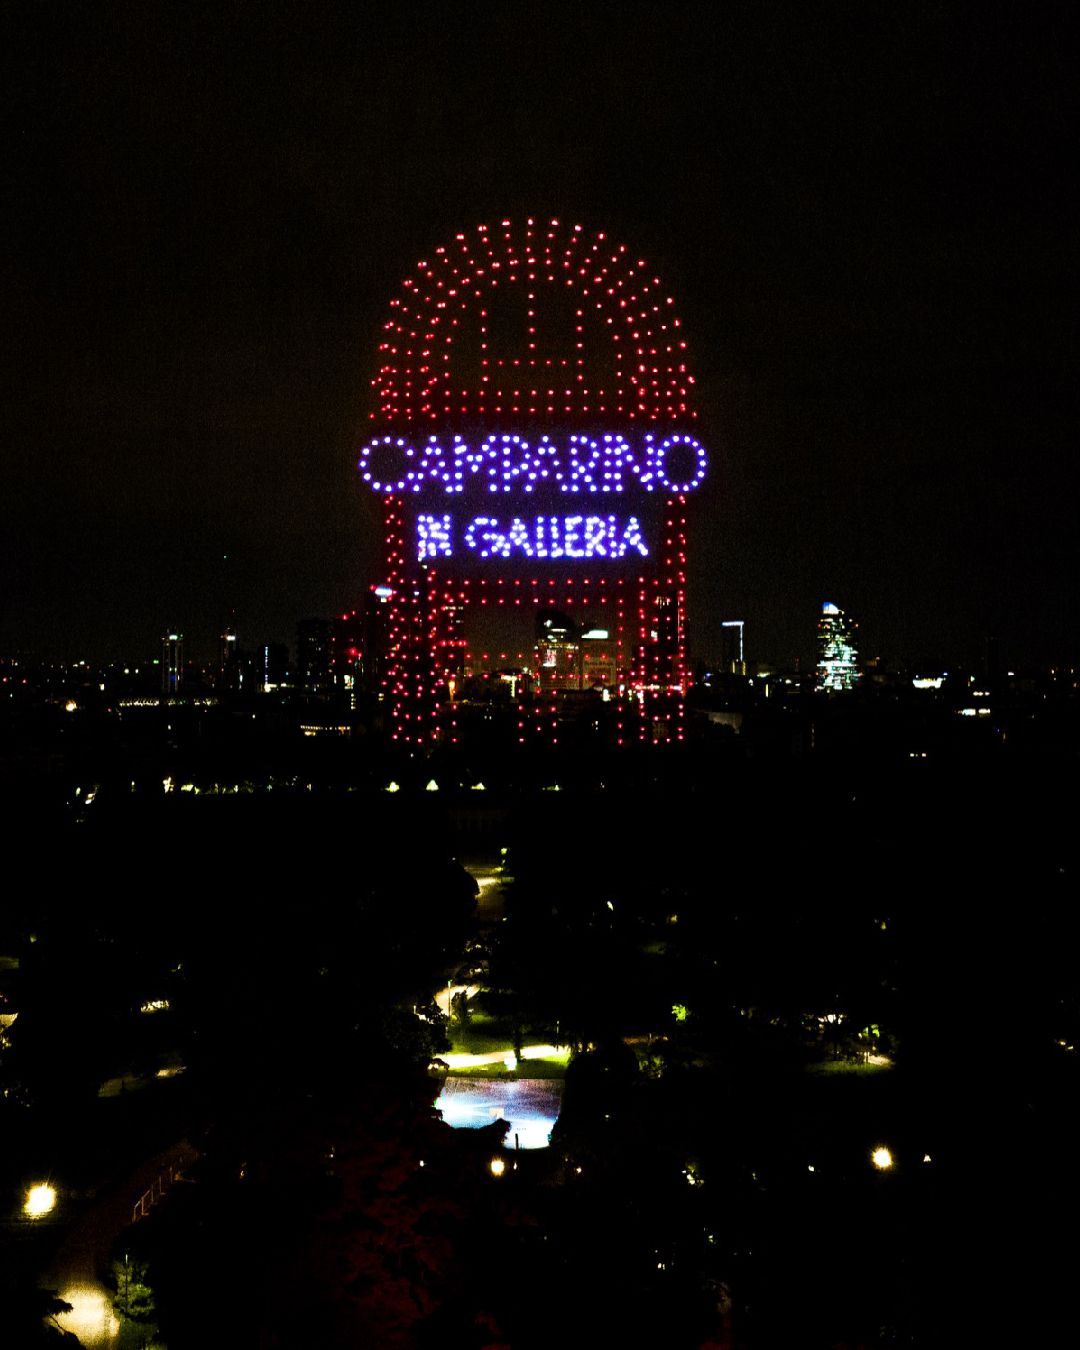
top-left (816, 602), bottom-right (859, 692)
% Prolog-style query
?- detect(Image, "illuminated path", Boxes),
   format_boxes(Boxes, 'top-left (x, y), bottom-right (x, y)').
top-left (463, 860), bottom-right (507, 923)
top-left (44, 1140), bottom-right (197, 1347)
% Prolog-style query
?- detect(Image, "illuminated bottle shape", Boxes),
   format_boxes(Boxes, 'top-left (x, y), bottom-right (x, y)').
top-left (363, 218), bottom-right (703, 746)
top-left (816, 602), bottom-right (859, 692)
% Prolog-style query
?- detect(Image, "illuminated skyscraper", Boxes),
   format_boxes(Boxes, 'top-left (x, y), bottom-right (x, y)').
top-left (580, 627), bottom-right (618, 690)
top-left (535, 610), bottom-right (581, 692)
top-left (816, 602), bottom-right (859, 692)
top-left (162, 632), bottom-right (183, 695)
top-left (720, 620), bottom-right (746, 675)
top-left (219, 624), bottom-right (240, 691)
top-left (259, 642), bottom-right (289, 693)
top-left (363, 585), bottom-right (396, 696)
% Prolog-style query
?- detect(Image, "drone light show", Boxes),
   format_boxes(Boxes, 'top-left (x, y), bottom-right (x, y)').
top-left (362, 218), bottom-right (706, 747)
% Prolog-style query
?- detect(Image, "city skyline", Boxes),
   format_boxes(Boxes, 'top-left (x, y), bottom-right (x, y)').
top-left (0, 590), bottom-right (1046, 682)
top-left (5, 8), bottom-right (1076, 672)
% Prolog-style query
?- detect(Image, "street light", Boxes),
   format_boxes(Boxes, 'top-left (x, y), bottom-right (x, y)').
top-left (871, 1146), bottom-right (894, 1171)
top-left (24, 1183), bottom-right (57, 1218)
top-left (489, 1157), bottom-right (506, 1178)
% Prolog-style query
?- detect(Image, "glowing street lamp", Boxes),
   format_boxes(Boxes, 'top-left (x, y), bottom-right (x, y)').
top-left (24, 1183), bottom-right (57, 1218)
top-left (489, 1156), bottom-right (506, 1178)
top-left (871, 1146), bottom-right (894, 1171)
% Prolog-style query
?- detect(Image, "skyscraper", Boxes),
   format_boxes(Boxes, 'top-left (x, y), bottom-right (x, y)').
top-left (296, 619), bottom-right (334, 695)
top-left (535, 610), bottom-right (581, 692)
top-left (219, 623), bottom-right (240, 692)
top-left (720, 620), bottom-right (746, 675)
top-left (816, 602), bottom-right (859, 692)
top-left (162, 632), bottom-right (184, 695)
top-left (259, 642), bottom-right (289, 693)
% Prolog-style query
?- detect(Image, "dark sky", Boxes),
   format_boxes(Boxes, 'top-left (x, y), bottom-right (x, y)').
top-left (5, 2), bottom-right (1077, 669)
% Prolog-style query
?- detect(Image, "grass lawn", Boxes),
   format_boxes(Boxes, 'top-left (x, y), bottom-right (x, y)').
top-left (447, 1010), bottom-right (525, 1056)
top-left (438, 1055), bottom-right (570, 1081)
top-left (806, 1057), bottom-right (893, 1076)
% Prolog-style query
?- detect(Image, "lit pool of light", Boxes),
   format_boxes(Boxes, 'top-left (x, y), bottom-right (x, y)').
top-left (435, 1077), bottom-right (563, 1149)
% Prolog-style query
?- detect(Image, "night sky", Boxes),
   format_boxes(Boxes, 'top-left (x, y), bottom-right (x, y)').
top-left (5, 3), bottom-right (1076, 669)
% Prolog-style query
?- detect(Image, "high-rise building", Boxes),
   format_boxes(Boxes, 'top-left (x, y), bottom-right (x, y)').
top-left (535, 610), bottom-right (581, 692)
top-left (359, 585), bottom-right (398, 697)
top-left (296, 619), bottom-right (334, 695)
top-left (580, 627), bottom-right (618, 691)
top-left (332, 611), bottom-right (364, 705)
top-left (816, 602), bottom-right (859, 692)
top-left (162, 632), bottom-right (184, 695)
top-left (259, 642), bottom-right (289, 693)
top-left (219, 624), bottom-right (240, 692)
top-left (720, 620), bottom-right (746, 675)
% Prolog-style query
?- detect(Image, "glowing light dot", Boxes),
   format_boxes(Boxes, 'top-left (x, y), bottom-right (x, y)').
top-left (489, 1156), bottom-right (506, 1177)
top-left (871, 1147), bottom-right (894, 1170)
top-left (24, 1183), bottom-right (56, 1218)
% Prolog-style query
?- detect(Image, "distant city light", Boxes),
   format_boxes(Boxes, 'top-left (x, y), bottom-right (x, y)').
top-left (24, 1183), bottom-right (56, 1218)
top-left (425, 779), bottom-right (439, 792)
top-left (871, 1146), bottom-right (894, 1170)
top-left (385, 781), bottom-right (400, 793)
top-left (912, 676), bottom-right (944, 690)
top-left (489, 1156), bottom-right (506, 1177)
top-left (64, 700), bottom-right (78, 713)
